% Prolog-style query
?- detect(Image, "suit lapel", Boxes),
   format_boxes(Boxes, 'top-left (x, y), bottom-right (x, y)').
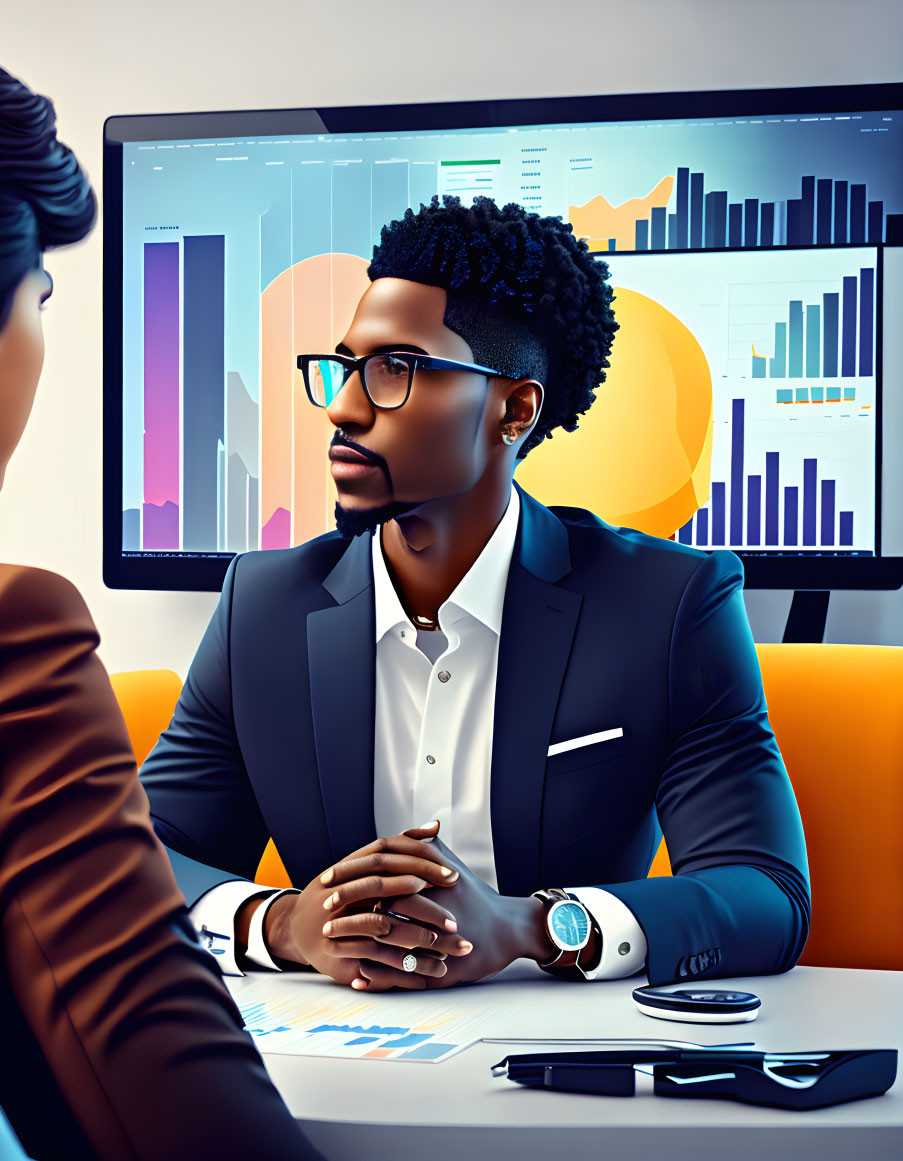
top-left (307, 534), bottom-right (377, 862)
top-left (491, 487), bottom-right (582, 898)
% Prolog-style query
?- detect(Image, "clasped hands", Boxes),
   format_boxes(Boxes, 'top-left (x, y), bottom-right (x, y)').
top-left (259, 821), bottom-right (550, 991)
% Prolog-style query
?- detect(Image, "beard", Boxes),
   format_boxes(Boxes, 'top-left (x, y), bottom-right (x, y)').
top-left (333, 499), bottom-right (419, 540)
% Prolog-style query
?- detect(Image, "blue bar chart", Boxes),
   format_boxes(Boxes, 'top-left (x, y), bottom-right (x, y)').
top-left (677, 398), bottom-right (862, 550)
top-left (607, 246), bottom-right (878, 556)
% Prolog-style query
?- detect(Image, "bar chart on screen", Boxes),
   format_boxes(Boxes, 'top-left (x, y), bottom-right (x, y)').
top-left (606, 246), bottom-right (878, 555)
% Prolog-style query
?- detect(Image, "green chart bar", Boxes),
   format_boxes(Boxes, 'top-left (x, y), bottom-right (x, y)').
top-left (770, 322), bottom-right (787, 378)
top-left (806, 305), bottom-right (820, 378)
top-left (789, 302), bottom-right (804, 377)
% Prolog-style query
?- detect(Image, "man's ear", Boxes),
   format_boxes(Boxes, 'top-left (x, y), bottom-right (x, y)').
top-left (501, 380), bottom-right (544, 435)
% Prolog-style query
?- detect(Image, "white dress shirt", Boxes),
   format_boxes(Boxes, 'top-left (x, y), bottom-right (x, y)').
top-left (189, 486), bottom-right (647, 978)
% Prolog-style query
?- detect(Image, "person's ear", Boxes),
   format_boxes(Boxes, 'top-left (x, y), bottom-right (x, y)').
top-left (498, 380), bottom-right (543, 446)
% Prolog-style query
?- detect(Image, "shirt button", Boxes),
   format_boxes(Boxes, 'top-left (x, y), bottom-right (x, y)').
top-left (438, 670), bottom-right (451, 683)
top-left (426, 755), bottom-right (436, 765)
top-left (400, 630), bottom-right (406, 638)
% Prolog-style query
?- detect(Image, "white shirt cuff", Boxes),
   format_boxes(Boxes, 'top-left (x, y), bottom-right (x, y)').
top-left (245, 889), bottom-right (302, 970)
top-left (567, 886), bottom-right (648, 980)
top-left (187, 881), bottom-right (279, 976)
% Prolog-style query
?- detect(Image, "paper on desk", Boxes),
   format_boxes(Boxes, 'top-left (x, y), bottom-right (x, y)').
top-left (235, 974), bottom-right (516, 1063)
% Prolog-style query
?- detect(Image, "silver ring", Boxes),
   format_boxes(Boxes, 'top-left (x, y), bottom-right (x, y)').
top-left (402, 954), bottom-right (417, 973)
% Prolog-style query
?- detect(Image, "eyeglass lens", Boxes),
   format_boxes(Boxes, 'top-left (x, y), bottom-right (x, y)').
top-left (309, 356), bottom-right (410, 408)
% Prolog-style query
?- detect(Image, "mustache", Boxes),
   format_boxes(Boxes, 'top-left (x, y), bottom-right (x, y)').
top-left (330, 431), bottom-right (392, 483)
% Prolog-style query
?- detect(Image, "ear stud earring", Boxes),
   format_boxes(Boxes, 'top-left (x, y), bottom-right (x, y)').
top-left (501, 427), bottom-right (519, 446)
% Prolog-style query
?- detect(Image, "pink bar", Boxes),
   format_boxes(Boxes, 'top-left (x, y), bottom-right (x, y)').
top-left (143, 242), bottom-right (180, 548)
top-left (261, 506), bottom-right (291, 549)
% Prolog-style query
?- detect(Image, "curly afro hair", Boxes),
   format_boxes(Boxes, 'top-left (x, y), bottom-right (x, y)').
top-left (367, 194), bottom-right (617, 458)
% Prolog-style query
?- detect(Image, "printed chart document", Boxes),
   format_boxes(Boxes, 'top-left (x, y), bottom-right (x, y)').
top-left (228, 973), bottom-right (517, 1063)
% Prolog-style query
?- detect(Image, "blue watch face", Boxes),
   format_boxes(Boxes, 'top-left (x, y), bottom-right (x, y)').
top-left (550, 901), bottom-right (589, 948)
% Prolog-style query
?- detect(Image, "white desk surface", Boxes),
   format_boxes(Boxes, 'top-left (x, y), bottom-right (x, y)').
top-left (228, 963), bottom-right (902, 1161)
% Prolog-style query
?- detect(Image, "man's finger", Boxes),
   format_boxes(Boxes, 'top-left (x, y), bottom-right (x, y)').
top-left (324, 852), bottom-right (458, 889)
top-left (322, 874), bottom-right (429, 910)
top-left (355, 961), bottom-right (431, 991)
top-left (323, 912), bottom-right (442, 949)
top-left (328, 940), bottom-right (447, 979)
top-left (320, 830), bottom-right (445, 884)
top-left (375, 892), bottom-right (459, 933)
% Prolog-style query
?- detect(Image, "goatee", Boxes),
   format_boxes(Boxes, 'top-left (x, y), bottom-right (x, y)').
top-left (334, 499), bottom-right (419, 540)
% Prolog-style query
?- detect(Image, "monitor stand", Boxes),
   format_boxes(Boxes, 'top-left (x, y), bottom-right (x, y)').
top-left (781, 590), bottom-right (830, 644)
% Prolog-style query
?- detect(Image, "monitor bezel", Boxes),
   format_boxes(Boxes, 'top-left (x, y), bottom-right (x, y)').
top-left (103, 80), bottom-right (903, 591)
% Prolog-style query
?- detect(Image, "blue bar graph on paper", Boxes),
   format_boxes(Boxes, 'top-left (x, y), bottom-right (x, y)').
top-left (712, 482), bottom-right (726, 545)
top-left (859, 267), bottom-right (874, 376)
top-left (839, 511), bottom-right (854, 546)
top-left (803, 459), bottom-right (817, 546)
top-left (805, 305), bottom-right (820, 378)
top-left (730, 398), bottom-right (744, 545)
top-left (821, 480), bottom-right (836, 546)
top-left (668, 213), bottom-right (678, 249)
top-left (747, 475), bottom-right (762, 545)
top-left (678, 518), bottom-right (693, 544)
top-left (789, 301), bottom-right (804, 377)
top-left (696, 507), bottom-right (709, 546)
top-left (785, 486), bottom-right (799, 546)
top-left (765, 452), bottom-right (779, 544)
top-left (823, 293), bottom-right (839, 377)
top-left (842, 277), bottom-right (857, 376)
top-left (636, 220), bottom-right (649, 251)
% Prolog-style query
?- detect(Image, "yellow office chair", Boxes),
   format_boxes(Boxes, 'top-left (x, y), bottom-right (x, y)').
top-left (649, 643), bottom-right (903, 971)
top-left (113, 647), bottom-right (903, 971)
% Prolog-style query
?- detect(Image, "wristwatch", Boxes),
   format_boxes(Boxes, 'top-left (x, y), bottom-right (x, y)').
top-left (532, 888), bottom-right (602, 981)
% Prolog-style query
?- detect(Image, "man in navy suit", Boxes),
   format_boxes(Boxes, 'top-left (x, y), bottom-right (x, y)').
top-left (141, 194), bottom-right (810, 992)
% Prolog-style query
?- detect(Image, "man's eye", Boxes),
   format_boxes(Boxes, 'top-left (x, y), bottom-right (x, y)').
top-left (385, 356), bottom-right (408, 375)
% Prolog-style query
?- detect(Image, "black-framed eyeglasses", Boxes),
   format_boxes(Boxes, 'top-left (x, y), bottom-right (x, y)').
top-left (297, 352), bottom-right (503, 410)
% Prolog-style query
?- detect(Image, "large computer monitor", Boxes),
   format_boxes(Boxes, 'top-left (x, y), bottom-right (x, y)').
top-left (103, 82), bottom-right (903, 598)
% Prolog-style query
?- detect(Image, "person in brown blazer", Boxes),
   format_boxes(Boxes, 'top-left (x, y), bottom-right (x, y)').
top-left (0, 65), bottom-right (324, 1161)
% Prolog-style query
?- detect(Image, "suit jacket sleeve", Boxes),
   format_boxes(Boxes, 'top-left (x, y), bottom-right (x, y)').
top-left (0, 565), bottom-right (314, 1161)
top-left (599, 549), bottom-right (811, 985)
top-left (140, 554), bottom-right (270, 897)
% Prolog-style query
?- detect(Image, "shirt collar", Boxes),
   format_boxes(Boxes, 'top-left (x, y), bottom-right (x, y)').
top-left (372, 485), bottom-right (520, 642)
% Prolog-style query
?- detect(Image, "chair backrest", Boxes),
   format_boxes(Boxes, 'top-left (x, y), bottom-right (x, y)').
top-left (111, 651), bottom-right (903, 970)
top-left (109, 669), bottom-right (183, 766)
top-left (649, 643), bottom-right (903, 970)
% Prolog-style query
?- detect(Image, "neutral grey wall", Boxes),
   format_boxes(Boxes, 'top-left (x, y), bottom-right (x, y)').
top-left (2, 0), bottom-right (901, 674)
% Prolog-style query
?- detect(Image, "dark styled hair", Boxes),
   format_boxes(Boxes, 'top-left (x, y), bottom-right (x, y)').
top-left (368, 194), bottom-right (618, 458)
top-left (0, 66), bottom-right (96, 331)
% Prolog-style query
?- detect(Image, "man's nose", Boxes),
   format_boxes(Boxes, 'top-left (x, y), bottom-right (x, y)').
top-left (325, 368), bottom-right (373, 428)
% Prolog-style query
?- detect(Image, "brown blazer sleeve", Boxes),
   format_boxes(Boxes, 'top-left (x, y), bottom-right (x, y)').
top-left (0, 565), bottom-right (317, 1161)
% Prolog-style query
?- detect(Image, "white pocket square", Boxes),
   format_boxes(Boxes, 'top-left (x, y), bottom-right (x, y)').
top-left (547, 727), bottom-right (624, 757)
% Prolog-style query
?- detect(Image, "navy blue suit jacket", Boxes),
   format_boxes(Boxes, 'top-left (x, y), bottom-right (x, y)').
top-left (140, 484), bottom-right (810, 985)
